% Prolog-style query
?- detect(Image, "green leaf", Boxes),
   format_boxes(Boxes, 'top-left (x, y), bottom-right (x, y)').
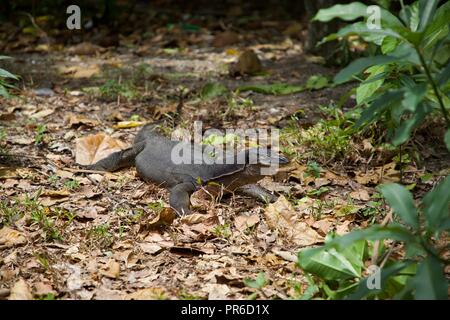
top-left (400, 2), bottom-right (420, 32)
top-left (321, 22), bottom-right (402, 46)
top-left (298, 247), bottom-right (361, 281)
top-left (300, 225), bottom-right (416, 262)
top-left (313, 2), bottom-right (368, 22)
top-left (422, 175), bottom-right (450, 232)
top-left (330, 224), bottom-right (417, 249)
top-left (334, 55), bottom-right (404, 84)
top-left (389, 42), bottom-right (420, 65)
top-left (438, 61), bottom-right (450, 87)
top-left (200, 82), bottom-right (228, 100)
top-left (346, 261), bottom-right (413, 299)
top-left (306, 75), bottom-right (330, 90)
top-left (314, 2), bottom-right (402, 27)
top-left (341, 240), bottom-right (366, 274)
top-left (437, 217), bottom-right (450, 231)
top-left (445, 129), bottom-right (450, 152)
top-left (413, 255), bottom-right (448, 300)
top-left (355, 90), bottom-right (404, 128)
top-left (237, 83), bottom-right (305, 95)
top-left (0, 55), bottom-right (12, 60)
top-left (391, 26), bottom-right (423, 46)
top-left (298, 275), bottom-right (320, 300)
top-left (378, 184), bottom-right (419, 230)
top-left (356, 65), bottom-right (387, 104)
top-left (392, 101), bottom-right (432, 146)
top-left (323, 281), bottom-right (359, 300)
top-left (381, 36), bottom-right (399, 54)
top-left (422, 2), bottom-right (450, 48)
top-left (0, 68), bottom-right (19, 80)
top-left (401, 83), bottom-right (427, 113)
top-left (418, 0), bottom-right (439, 32)
top-left (0, 85), bottom-right (10, 98)
top-left (243, 272), bottom-right (267, 289)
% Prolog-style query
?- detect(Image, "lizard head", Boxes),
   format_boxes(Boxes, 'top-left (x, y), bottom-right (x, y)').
top-left (241, 148), bottom-right (289, 178)
top-left (246, 148), bottom-right (289, 167)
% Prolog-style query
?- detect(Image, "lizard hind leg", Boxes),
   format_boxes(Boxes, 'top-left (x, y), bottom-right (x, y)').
top-left (169, 182), bottom-right (196, 216)
top-left (84, 141), bottom-right (146, 172)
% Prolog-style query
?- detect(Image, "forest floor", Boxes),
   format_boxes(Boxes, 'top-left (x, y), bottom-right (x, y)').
top-left (0, 3), bottom-right (449, 300)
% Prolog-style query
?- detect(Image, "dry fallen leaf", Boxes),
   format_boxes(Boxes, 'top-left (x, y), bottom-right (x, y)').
top-left (140, 242), bottom-right (163, 254)
top-left (0, 167), bottom-right (19, 179)
top-left (30, 108), bottom-right (55, 119)
top-left (271, 248), bottom-right (298, 262)
top-left (336, 220), bottom-right (351, 236)
top-left (92, 287), bottom-right (124, 300)
top-left (324, 170), bottom-right (348, 186)
top-left (234, 214), bottom-right (260, 232)
top-left (67, 114), bottom-right (100, 127)
top-left (113, 121), bottom-right (145, 129)
top-left (203, 284), bottom-right (231, 300)
top-left (55, 169), bottom-right (75, 179)
top-left (41, 189), bottom-right (71, 197)
top-left (180, 213), bottom-right (213, 225)
top-left (349, 189), bottom-right (370, 201)
top-left (0, 227), bottom-right (27, 247)
top-left (9, 279), bottom-right (33, 300)
top-left (312, 219), bottom-right (333, 236)
top-left (58, 64), bottom-right (100, 78)
top-left (355, 162), bottom-right (400, 185)
top-left (34, 282), bottom-right (55, 296)
top-left (77, 206), bottom-right (100, 219)
top-left (75, 133), bottom-right (128, 165)
top-left (67, 42), bottom-right (104, 55)
top-left (12, 137), bottom-right (34, 145)
top-left (264, 196), bottom-right (323, 246)
top-left (100, 259), bottom-right (121, 279)
top-left (126, 288), bottom-right (166, 300)
top-left (289, 164), bottom-right (315, 185)
top-left (147, 208), bottom-right (176, 228)
top-left (362, 139), bottom-right (374, 152)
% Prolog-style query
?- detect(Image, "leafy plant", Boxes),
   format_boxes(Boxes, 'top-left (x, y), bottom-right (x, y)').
top-left (281, 107), bottom-right (355, 162)
top-left (237, 83), bottom-right (305, 95)
top-left (63, 178), bottom-right (80, 190)
top-left (244, 272), bottom-right (267, 289)
top-left (30, 207), bottom-right (62, 241)
top-left (0, 56), bottom-right (19, 98)
top-left (147, 200), bottom-right (165, 213)
top-left (0, 200), bottom-right (22, 226)
top-left (200, 82), bottom-right (229, 100)
top-left (298, 175), bottom-right (450, 299)
top-left (306, 75), bottom-right (331, 90)
top-left (34, 124), bottom-right (46, 145)
top-left (99, 79), bottom-right (138, 101)
top-left (47, 174), bottom-right (59, 186)
top-left (212, 223), bottom-right (232, 239)
top-left (305, 161), bottom-right (322, 178)
top-left (236, 75), bottom-right (333, 96)
top-left (315, 1), bottom-right (450, 150)
top-left (88, 223), bottom-right (113, 248)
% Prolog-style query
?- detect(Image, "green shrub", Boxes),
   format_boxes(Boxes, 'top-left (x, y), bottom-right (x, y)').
top-left (315, 1), bottom-right (450, 150)
top-left (0, 55), bottom-right (18, 98)
top-left (298, 175), bottom-right (450, 299)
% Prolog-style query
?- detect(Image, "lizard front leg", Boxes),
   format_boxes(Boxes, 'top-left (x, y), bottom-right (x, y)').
top-left (169, 182), bottom-right (196, 216)
top-left (84, 141), bottom-right (146, 172)
top-left (237, 184), bottom-right (277, 203)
